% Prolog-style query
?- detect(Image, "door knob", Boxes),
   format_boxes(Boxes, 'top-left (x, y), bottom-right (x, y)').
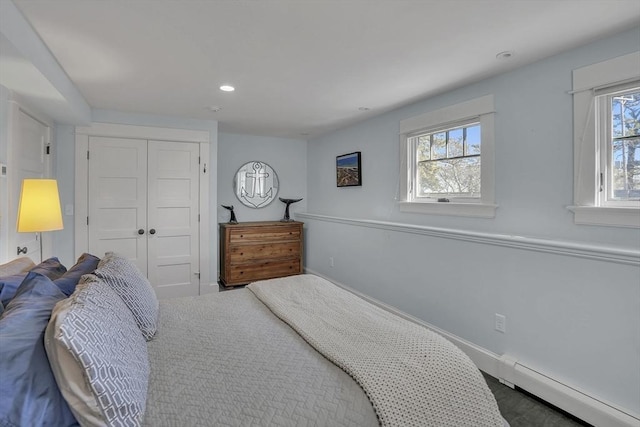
top-left (149, 229), bottom-right (156, 235)
top-left (138, 229), bottom-right (145, 235)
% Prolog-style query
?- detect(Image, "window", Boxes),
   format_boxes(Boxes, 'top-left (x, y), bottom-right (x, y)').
top-left (399, 95), bottom-right (496, 218)
top-left (597, 85), bottom-right (640, 206)
top-left (410, 121), bottom-right (481, 199)
top-left (570, 52), bottom-right (640, 228)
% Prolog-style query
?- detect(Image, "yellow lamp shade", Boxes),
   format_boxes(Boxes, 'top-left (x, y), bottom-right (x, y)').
top-left (16, 179), bottom-right (64, 232)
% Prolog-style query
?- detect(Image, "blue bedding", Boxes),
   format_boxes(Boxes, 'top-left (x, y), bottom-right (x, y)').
top-left (0, 272), bottom-right (78, 427)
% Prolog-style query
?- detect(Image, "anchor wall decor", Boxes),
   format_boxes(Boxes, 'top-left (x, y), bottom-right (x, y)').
top-left (233, 161), bottom-right (279, 208)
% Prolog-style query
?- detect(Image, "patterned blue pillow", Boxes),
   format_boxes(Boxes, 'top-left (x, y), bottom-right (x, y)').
top-left (94, 252), bottom-right (159, 340)
top-left (0, 272), bottom-right (78, 427)
top-left (45, 274), bottom-right (149, 426)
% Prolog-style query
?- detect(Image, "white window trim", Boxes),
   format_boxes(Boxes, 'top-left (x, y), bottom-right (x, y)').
top-left (398, 94), bottom-right (497, 218)
top-left (569, 52), bottom-right (640, 228)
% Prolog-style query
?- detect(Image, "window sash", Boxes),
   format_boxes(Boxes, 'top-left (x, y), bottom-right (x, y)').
top-left (598, 85), bottom-right (640, 207)
top-left (410, 120), bottom-right (481, 199)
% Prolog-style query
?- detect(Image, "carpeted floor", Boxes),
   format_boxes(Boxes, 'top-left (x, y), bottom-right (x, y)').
top-left (483, 373), bottom-right (592, 427)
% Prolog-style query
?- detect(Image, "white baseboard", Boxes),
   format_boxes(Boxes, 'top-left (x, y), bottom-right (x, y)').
top-left (305, 268), bottom-right (640, 427)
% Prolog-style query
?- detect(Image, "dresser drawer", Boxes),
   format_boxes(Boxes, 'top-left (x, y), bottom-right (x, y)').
top-left (227, 259), bottom-right (302, 284)
top-left (229, 242), bottom-right (300, 263)
top-left (229, 226), bottom-right (300, 243)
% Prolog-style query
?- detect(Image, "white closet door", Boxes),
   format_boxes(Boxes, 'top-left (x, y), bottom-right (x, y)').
top-left (147, 140), bottom-right (200, 298)
top-left (88, 136), bottom-right (148, 273)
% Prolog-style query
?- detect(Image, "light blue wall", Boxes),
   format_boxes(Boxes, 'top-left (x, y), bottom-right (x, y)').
top-left (305, 27), bottom-right (640, 415)
top-left (217, 132), bottom-right (308, 224)
top-left (308, 27), bottom-right (640, 248)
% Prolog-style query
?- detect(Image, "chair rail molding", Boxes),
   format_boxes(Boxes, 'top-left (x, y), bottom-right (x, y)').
top-left (296, 212), bottom-right (640, 266)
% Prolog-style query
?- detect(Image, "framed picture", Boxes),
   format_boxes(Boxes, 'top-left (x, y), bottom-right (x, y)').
top-left (336, 151), bottom-right (362, 187)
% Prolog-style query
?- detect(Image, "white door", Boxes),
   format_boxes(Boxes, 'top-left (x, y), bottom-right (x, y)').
top-left (87, 137), bottom-right (200, 298)
top-left (10, 109), bottom-right (50, 260)
top-left (147, 141), bottom-right (200, 298)
top-left (88, 137), bottom-right (148, 273)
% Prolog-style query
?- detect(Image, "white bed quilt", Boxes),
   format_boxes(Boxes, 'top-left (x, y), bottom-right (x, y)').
top-left (143, 288), bottom-right (378, 426)
top-left (248, 274), bottom-right (505, 427)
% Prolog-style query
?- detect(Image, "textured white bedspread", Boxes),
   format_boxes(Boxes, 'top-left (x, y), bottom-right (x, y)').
top-left (143, 288), bottom-right (378, 426)
top-left (248, 274), bottom-right (505, 427)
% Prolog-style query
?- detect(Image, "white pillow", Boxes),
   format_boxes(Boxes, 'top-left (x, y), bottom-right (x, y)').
top-left (94, 252), bottom-right (159, 340)
top-left (0, 257), bottom-right (35, 277)
top-left (45, 274), bottom-right (149, 426)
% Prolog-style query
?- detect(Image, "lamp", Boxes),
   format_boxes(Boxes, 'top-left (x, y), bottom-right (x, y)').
top-left (16, 179), bottom-right (64, 262)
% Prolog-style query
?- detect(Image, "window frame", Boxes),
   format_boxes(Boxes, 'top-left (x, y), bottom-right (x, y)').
top-left (569, 52), bottom-right (640, 228)
top-left (597, 84), bottom-right (640, 207)
top-left (399, 94), bottom-right (496, 218)
top-left (410, 119), bottom-right (482, 200)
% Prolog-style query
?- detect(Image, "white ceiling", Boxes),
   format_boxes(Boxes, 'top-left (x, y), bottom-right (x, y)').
top-left (6, 0), bottom-right (640, 139)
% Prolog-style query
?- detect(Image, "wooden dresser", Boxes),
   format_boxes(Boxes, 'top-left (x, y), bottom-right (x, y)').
top-left (219, 221), bottom-right (303, 287)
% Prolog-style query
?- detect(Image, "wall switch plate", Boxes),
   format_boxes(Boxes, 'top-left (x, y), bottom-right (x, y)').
top-left (495, 313), bottom-right (506, 333)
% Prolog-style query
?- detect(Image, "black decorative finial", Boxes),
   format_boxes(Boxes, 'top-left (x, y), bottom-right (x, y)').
top-left (279, 198), bottom-right (303, 222)
top-left (221, 205), bottom-right (238, 224)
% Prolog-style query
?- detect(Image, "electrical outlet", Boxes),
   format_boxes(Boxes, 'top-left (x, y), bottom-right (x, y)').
top-left (329, 256), bottom-right (334, 268)
top-left (495, 313), bottom-right (506, 333)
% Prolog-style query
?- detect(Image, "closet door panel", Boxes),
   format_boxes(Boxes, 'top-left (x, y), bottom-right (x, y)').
top-left (147, 140), bottom-right (200, 298)
top-left (88, 137), bottom-right (147, 273)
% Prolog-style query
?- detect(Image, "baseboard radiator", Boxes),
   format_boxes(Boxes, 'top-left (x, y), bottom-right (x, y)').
top-left (495, 355), bottom-right (639, 427)
top-left (305, 268), bottom-right (640, 427)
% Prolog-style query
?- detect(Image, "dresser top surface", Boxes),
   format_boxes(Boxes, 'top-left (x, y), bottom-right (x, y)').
top-left (219, 221), bottom-right (303, 228)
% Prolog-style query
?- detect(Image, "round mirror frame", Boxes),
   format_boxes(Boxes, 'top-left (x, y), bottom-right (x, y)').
top-left (233, 161), bottom-right (279, 208)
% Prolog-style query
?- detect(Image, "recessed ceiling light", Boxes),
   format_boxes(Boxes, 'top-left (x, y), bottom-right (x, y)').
top-left (496, 51), bottom-right (515, 60)
top-left (220, 85), bottom-right (235, 92)
top-left (206, 106), bottom-right (221, 112)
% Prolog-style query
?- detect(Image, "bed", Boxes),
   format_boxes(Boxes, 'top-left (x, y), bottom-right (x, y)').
top-left (0, 253), bottom-right (507, 427)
